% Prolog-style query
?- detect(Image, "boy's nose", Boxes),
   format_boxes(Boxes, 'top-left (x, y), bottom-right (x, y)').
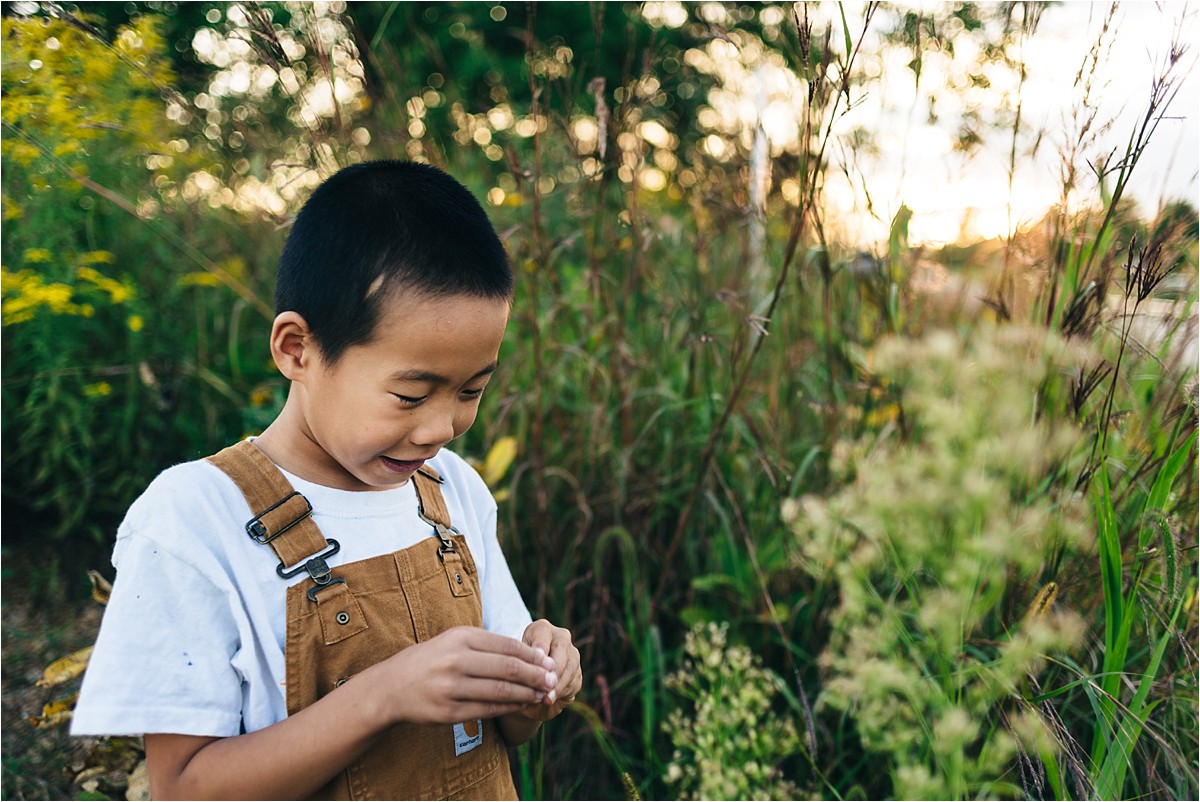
top-left (409, 406), bottom-right (456, 448)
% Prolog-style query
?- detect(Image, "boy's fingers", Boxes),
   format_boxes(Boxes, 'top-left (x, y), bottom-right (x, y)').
top-left (541, 632), bottom-right (580, 704)
top-left (464, 653), bottom-right (557, 693)
top-left (521, 620), bottom-right (555, 656)
top-left (547, 634), bottom-right (576, 673)
top-left (452, 676), bottom-right (546, 707)
top-left (460, 699), bottom-right (544, 721)
top-left (466, 628), bottom-right (553, 670)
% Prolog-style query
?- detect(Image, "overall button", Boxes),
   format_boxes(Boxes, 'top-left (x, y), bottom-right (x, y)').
top-left (335, 611), bottom-right (350, 625)
top-left (455, 573), bottom-right (463, 584)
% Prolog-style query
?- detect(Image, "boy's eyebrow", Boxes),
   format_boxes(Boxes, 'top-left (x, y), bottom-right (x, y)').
top-left (389, 363), bottom-right (498, 385)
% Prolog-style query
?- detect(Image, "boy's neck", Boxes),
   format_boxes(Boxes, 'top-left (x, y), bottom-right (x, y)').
top-left (253, 389), bottom-right (397, 492)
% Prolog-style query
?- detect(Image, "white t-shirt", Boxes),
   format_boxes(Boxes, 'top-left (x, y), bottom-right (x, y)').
top-left (71, 445), bottom-right (532, 738)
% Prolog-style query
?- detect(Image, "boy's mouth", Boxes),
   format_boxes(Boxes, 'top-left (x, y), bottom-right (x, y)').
top-left (380, 455), bottom-right (426, 474)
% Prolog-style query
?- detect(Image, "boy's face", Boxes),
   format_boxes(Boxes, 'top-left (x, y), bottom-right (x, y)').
top-left (289, 290), bottom-right (509, 491)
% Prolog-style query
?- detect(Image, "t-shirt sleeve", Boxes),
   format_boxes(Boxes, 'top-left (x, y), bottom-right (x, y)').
top-left (71, 529), bottom-right (245, 738)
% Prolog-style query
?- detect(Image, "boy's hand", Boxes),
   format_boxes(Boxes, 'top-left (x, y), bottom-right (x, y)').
top-left (377, 626), bottom-right (557, 725)
top-left (517, 619), bottom-right (581, 720)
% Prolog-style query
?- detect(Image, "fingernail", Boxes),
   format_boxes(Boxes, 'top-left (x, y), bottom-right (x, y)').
top-left (546, 671), bottom-right (557, 688)
top-left (534, 647), bottom-right (547, 661)
top-left (547, 689), bottom-right (558, 703)
top-left (543, 656), bottom-right (555, 670)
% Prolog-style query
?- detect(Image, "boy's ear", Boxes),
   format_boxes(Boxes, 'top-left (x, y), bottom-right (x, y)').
top-left (270, 311), bottom-right (318, 381)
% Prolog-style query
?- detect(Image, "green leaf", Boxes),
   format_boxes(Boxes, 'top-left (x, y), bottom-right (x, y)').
top-left (1093, 587), bottom-right (1189, 798)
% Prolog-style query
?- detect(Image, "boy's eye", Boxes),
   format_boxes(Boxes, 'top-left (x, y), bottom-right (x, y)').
top-left (392, 393), bottom-right (425, 406)
top-left (461, 387), bottom-right (486, 400)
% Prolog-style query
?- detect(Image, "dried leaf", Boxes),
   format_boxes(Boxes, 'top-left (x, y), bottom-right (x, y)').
top-left (482, 436), bottom-right (518, 488)
top-left (89, 569), bottom-right (113, 605)
top-left (125, 760), bottom-right (150, 801)
top-left (28, 691), bottom-right (79, 728)
top-left (36, 645), bottom-right (94, 687)
top-left (73, 767), bottom-right (109, 785)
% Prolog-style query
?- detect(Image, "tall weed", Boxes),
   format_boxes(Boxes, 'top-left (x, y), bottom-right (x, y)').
top-left (789, 326), bottom-right (1096, 799)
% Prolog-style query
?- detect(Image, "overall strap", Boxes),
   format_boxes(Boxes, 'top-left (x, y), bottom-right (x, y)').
top-left (206, 441), bottom-right (342, 601)
top-left (412, 466), bottom-right (457, 554)
top-left (412, 465), bottom-right (474, 598)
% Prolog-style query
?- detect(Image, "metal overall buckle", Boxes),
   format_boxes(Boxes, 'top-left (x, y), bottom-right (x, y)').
top-left (244, 491), bottom-right (313, 544)
top-left (274, 538), bottom-right (345, 602)
top-left (417, 512), bottom-right (459, 562)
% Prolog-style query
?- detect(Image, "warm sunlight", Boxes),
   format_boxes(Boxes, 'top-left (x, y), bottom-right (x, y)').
top-left (685, 1), bottom-right (1198, 246)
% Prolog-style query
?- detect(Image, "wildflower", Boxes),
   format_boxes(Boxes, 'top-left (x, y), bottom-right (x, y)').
top-left (77, 266), bottom-right (135, 304)
top-left (1, 268), bottom-right (89, 324)
top-left (2, 195), bottom-right (22, 221)
top-left (127, 315), bottom-right (144, 333)
top-left (80, 251), bottom-right (115, 265)
top-left (662, 622), bottom-right (803, 800)
top-left (24, 248), bottom-right (53, 263)
top-left (790, 325), bottom-right (1091, 799)
top-left (780, 498), bottom-right (801, 525)
top-left (178, 271), bottom-right (223, 288)
top-left (84, 382), bottom-right (112, 398)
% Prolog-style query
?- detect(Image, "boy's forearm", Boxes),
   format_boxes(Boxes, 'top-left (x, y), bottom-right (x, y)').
top-left (148, 627), bottom-right (556, 799)
top-left (150, 662), bottom-right (395, 800)
top-left (158, 689), bottom-right (539, 799)
top-left (497, 711), bottom-right (542, 747)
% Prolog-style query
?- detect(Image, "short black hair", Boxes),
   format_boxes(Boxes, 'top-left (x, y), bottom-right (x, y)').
top-left (274, 160), bottom-right (513, 364)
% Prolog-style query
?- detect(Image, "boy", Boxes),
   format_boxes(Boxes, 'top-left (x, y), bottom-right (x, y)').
top-left (71, 161), bottom-right (581, 799)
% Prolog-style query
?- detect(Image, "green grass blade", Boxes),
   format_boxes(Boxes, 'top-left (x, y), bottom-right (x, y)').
top-left (1091, 463), bottom-right (1126, 767)
top-left (837, 3), bottom-right (854, 63)
top-left (1142, 429), bottom-right (1196, 524)
top-left (1093, 588), bottom-right (1188, 798)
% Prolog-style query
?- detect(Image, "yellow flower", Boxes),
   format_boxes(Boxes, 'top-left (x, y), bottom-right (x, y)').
top-left (24, 248), bottom-right (53, 263)
top-left (249, 386), bottom-right (273, 407)
top-left (2, 195), bottom-right (22, 221)
top-left (84, 382), bottom-right (112, 397)
top-left (80, 250), bottom-right (115, 265)
top-left (178, 271), bottom-right (222, 288)
top-left (106, 284), bottom-right (132, 304)
top-left (76, 265), bottom-right (134, 303)
top-left (127, 315), bottom-right (144, 332)
top-left (1, 267), bottom-right (100, 323)
top-left (865, 403), bottom-right (900, 428)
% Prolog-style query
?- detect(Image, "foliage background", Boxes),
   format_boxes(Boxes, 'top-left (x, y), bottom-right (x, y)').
top-left (2, 2), bottom-right (1197, 800)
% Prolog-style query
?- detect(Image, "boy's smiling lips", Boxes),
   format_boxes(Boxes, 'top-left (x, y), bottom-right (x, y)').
top-left (379, 455), bottom-right (431, 474)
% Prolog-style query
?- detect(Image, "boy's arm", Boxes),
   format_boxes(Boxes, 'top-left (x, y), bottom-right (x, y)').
top-left (497, 711), bottom-right (543, 746)
top-left (145, 627), bottom-right (556, 800)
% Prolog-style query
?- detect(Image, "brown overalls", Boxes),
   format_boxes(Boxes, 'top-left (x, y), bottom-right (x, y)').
top-left (207, 441), bottom-right (519, 801)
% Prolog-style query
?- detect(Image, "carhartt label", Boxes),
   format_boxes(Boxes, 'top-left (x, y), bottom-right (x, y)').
top-left (453, 719), bottom-right (483, 756)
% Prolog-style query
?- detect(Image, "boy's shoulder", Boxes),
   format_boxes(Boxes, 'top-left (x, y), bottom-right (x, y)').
top-left (110, 454), bottom-right (258, 576)
top-left (120, 454), bottom-right (258, 542)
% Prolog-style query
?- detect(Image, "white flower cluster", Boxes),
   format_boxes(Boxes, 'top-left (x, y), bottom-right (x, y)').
top-left (790, 325), bottom-right (1093, 799)
top-left (662, 622), bottom-right (806, 801)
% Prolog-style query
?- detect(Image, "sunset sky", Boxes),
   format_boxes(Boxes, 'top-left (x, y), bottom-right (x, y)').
top-left (841, 1), bottom-right (1199, 246)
